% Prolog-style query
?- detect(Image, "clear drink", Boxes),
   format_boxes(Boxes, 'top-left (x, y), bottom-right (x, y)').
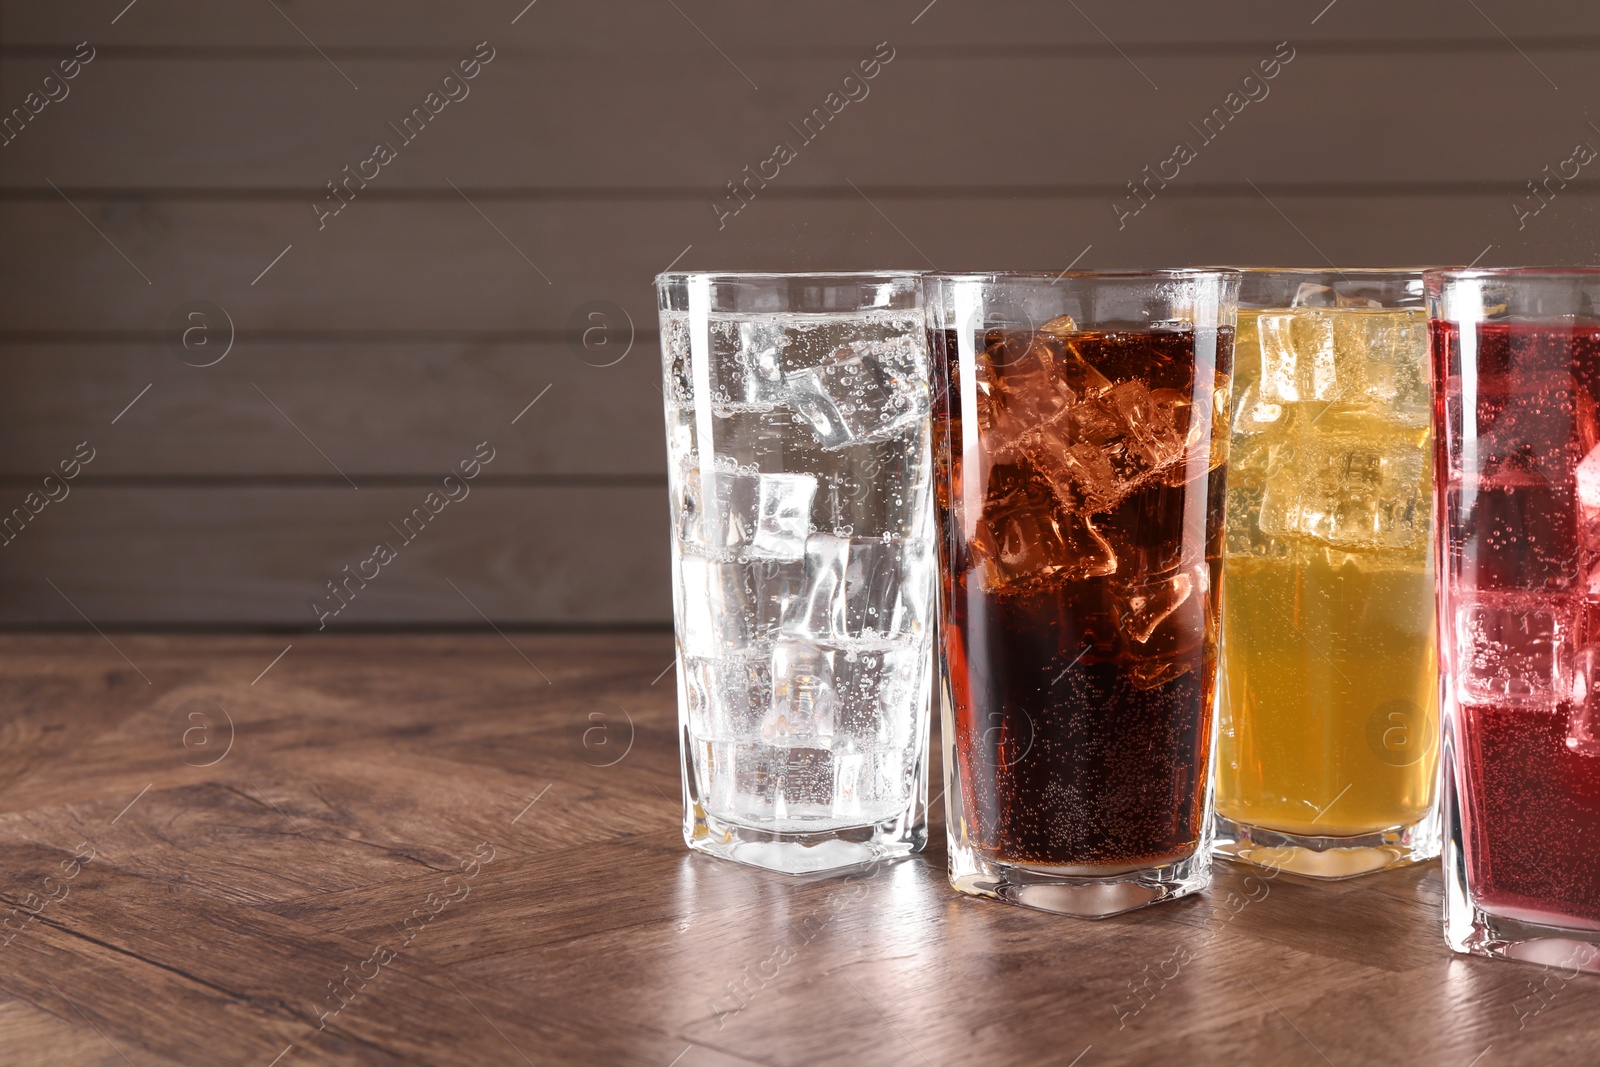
top-left (657, 272), bottom-right (933, 874)
top-left (1216, 272), bottom-right (1441, 878)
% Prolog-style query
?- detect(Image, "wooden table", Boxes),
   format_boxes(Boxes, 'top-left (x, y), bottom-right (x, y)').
top-left (1, 633), bottom-right (1595, 1065)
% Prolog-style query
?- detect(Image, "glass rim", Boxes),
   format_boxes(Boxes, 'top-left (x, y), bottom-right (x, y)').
top-left (1225, 266), bottom-right (1427, 276)
top-left (1426, 266), bottom-right (1600, 281)
top-left (656, 270), bottom-right (921, 286)
top-left (923, 268), bottom-right (1239, 283)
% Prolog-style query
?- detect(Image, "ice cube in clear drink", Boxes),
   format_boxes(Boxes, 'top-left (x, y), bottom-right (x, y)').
top-left (784, 533), bottom-right (906, 639)
top-left (830, 639), bottom-right (919, 749)
top-left (682, 650), bottom-right (771, 740)
top-left (738, 320), bottom-right (789, 405)
top-left (751, 472), bottom-right (817, 559)
top-left (790, 342), bottom-right (928, 449)
top-left (676, 466), bottom-right (757, 552)
top-left (766, 640), bottom-right (837, 744)
top-left (678, 555), bottom-right (802, 657)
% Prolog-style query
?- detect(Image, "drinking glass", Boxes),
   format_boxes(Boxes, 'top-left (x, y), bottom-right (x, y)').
top-left (1433, 268), bottom-right (1600, 971)
top-left (657, 272), bottom-right (934, 875)
top-left (929, 270), bottom-right (1238, 916)
top-left (1215, 269), bottom-right (1441, 878)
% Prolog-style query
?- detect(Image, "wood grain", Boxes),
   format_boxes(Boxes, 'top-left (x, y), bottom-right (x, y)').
top-left (1, 633), bottom-right (1595, 1066)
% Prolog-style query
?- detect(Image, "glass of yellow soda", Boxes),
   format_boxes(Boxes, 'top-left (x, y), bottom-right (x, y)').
top-left (1215, 269), bottom-right (1439, 878)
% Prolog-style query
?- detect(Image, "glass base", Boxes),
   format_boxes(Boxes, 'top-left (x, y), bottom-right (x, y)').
top-left (1212, 809), bottom-right (1440, 880)
top-left (684, 805), bottom-right (926, 876)
top-left (1444, 760), bottom-right (1600, 972)
top-left (1445, 903), bottom-right (1600, 974)
top-left (948, 848), bottom-right (1210, 919)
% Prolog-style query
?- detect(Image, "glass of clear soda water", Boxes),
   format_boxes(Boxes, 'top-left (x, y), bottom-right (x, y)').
top-left (656, 272), bottom-right (934, 874)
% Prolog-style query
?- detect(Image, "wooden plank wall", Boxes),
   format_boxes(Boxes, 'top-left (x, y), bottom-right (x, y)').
top-left (0, 0), bottom-right (1598, 626)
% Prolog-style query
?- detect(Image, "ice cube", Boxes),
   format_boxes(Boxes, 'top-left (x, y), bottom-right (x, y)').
top-left (678, 555), bottom-right (803, 657)
top-left (1570, 710), bottom-right (1600, 756)
top-left (975, 333), bottom-right (1111, 456)
top-left (1289, 283), bottom-right (1382, 310)
top-left (737, 320), bottom-right (788, 405)
top-left (661, 313), bottom-right (695, 404)
top-left (1225, 482), bottom-right (1289, 559)
top-left (1114, 564), bottom-right (1198, 644)
top-left (771, 746), bottom-right (836, 819)
top-left (892, 536), bottom-right (936, 636)
top-left (1578, 444), bottom-right (1600, 547)
top-left (676, 467), bottom-right (758, 552)
top-left (682, 651), bottom-right (771, 740)
top-left (1258, 433), bottom-right (1425, 550)
top-left (830, 639), bottom-right (921, 749)
top-left (790, 342), bottom-right (929, 449)
top-left (1456, 594), bottom-right (1575, 707)
top-left (679, 467), bottom-right (818, 560)
top-left (1227, 380), bottom-right (1292, 493)
top-left (751, 472), bottom-right (817, 559)
top-left (698, 739), bottom-right (836, 821)
top-left (831, 742), bottom-right (868, 820)
top-left (1232, 380), bottom-right (1284, 439)
top-left (1028, 380), bottom-right (1189, 510)
top-left (784, 533), bottom-right (907, 640)
top-left (664, 404), bottom-right (695, 470)
top-left (766, 640), bottom-right (837, 744)
top-left (970, 461), bottom-right (1116, 594)
top-left (1569, 648), bottom-right (1600, 756)
top-left (692, 316), bottom-right (796, 409)
top-left (1342, 310), bottom-right (1429, 425)
top-left (1028, 428), bottom-right (1119, 513)
top-left (1114, 561), bottom-right (1210, 689)
top-left (1258, 309), bottom-right (1343, 404)
top-left (1202, 372), bottom-right (1232, 473)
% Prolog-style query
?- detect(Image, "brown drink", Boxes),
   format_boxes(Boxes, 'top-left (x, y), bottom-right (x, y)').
top-left (935, 319), bottom-right (1231, 872)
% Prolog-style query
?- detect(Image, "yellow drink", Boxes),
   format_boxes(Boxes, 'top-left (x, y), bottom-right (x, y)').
top-left (1216, 301), bottom-right (1439, 870)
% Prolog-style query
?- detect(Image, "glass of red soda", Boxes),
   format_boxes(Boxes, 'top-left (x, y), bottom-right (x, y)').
top-left (1432, 268), bottom-right (1600, 970)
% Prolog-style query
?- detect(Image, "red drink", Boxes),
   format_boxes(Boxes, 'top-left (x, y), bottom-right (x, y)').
top-left (1436, 318), bottom-right (1600, 930)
